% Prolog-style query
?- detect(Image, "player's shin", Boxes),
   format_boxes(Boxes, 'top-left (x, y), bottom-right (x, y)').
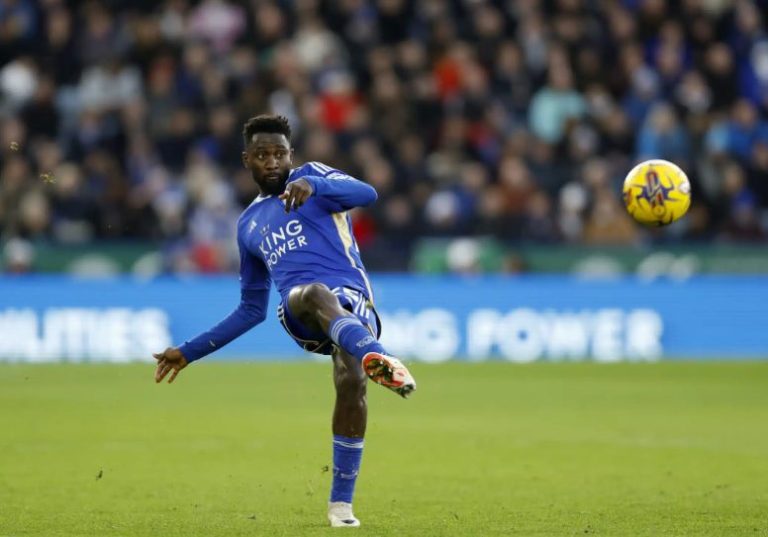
top-left (330, 435), bottom-right (364, 504)
top-left (328, 314), bottom-right (417, 398)
top-left (327, 315), bottom-right (386, 362)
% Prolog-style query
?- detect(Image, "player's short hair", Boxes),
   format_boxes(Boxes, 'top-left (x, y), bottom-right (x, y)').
top-left (242, 114), bottom-right (292, 146)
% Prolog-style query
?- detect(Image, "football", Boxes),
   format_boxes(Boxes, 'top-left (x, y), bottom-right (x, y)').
top-left (622, 159), bottom-right (691, 226)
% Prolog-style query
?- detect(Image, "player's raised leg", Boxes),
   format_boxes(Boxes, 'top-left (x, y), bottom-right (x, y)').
top-left (326, 347), bottom-right (366, 527)
top-left (286, 283), bottom-right (416, 398)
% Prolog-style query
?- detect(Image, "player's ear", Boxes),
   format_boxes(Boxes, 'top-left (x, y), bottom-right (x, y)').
top-left (241, 151), bottom-right (248, 168)
top-left (289, 147), bottom-right (294, 165)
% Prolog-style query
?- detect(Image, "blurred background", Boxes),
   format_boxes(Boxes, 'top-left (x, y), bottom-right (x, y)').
top-left (3, 5), bottom-right (768, 535)
top-left (1, 0), bottom-right (767, 362)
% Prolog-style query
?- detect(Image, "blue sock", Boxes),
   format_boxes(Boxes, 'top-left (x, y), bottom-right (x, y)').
top-left (330, 435), bottom-right (364, 503)
top-left (328, 315), bottom-right (387, 361)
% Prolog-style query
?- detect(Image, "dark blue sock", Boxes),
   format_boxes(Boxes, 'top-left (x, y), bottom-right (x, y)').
top-left (328, 315), bottom-right (387, 361)
top-left (330, 435), bottom-right (364, 503)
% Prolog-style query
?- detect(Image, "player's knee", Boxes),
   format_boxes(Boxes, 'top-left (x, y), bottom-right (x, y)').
top-left (295, 283), bottom-right (334, 311)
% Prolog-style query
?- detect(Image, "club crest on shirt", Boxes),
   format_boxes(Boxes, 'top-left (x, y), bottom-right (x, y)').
top-left (248, 220), bottom-right (271, 237)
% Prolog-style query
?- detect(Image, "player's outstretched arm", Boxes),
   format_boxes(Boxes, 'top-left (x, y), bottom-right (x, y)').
top-left (151, 233), bottom-right (270, 384)
top-left (153, 347), bottom-right (188, 384)
top-left (150, 288), bottom-right (269, 384)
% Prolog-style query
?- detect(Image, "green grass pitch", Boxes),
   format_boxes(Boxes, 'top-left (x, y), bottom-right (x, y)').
top-left (1, 361), bottom-right (767, 536)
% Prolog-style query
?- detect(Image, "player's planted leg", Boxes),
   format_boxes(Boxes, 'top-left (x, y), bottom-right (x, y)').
top-left (327, 348), bottom-right (366, 527)
top-left (287, 284), bottom-right (416, 398)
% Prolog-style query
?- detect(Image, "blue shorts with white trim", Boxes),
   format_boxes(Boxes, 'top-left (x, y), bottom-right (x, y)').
top-left (277, 286), bottom-right (381, 355)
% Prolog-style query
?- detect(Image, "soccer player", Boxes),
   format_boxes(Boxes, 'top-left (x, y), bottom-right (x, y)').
top-left (152, 114), bottom-right (416, 528)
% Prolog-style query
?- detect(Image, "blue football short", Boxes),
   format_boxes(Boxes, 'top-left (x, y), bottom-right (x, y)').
top-left (277, 286), bottom-right (381, 355)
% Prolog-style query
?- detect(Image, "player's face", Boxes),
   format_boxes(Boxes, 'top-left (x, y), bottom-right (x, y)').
top-left (242, 133), bottom-right (293, 195)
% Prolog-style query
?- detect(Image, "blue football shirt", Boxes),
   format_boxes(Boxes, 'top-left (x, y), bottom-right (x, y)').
top-left (238, 161), bottom-right (376, 301)
top-left (178, 161), bottom-right (377, 362)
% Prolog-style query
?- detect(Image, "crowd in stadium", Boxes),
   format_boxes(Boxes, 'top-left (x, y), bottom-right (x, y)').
top-left (1, 0), bottom-right (768, 272)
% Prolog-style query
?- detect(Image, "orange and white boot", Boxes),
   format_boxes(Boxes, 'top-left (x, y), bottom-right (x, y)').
top-left (361, 352), bottom-right (416, 398)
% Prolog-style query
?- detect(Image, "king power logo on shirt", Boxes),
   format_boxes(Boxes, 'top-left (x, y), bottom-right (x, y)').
top-left (258, 219), bottom-right (309, 269)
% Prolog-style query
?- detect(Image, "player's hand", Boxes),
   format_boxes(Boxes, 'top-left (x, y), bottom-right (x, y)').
top-left (153, 347), bottom-right (188, 384)
top-left (279, 178), bottom-right (313, 213)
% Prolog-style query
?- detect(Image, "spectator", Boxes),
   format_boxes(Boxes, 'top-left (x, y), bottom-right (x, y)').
top-left (528, 51), bottom-right (586, 144)
top-left (719, 162), bottom-right (765, 241)
top-left (636, 102), bottom-right (690, 163)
